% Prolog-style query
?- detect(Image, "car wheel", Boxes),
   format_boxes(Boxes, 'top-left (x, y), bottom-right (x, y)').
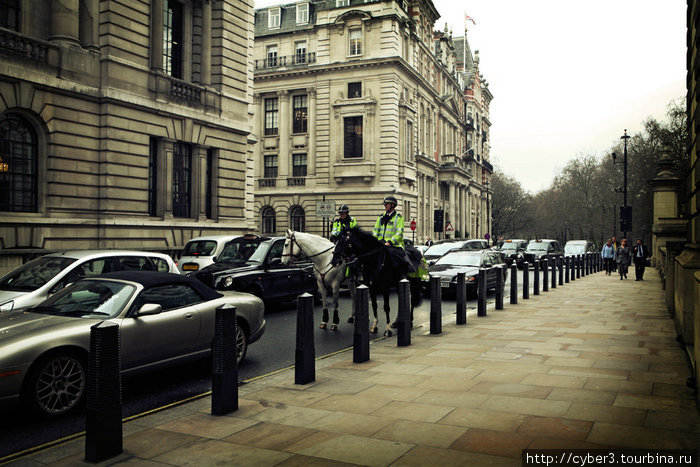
top-left (23, 351), bottom-right (86, 417)
top-left (236, 319), bottom-right (249, 365)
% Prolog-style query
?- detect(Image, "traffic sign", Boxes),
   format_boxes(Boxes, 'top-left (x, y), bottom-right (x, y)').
top-left (445, 222), bottom-right (454, 232)
top-left (316, 201), bottom-right (336, 218)
top-left (484, 233), bottom-right (490, 240)
top-left (409, 220), bottom-right (416, 231)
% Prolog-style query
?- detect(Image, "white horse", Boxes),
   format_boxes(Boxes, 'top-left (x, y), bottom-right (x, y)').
top-left (281, 230), bottom-right (356, 330)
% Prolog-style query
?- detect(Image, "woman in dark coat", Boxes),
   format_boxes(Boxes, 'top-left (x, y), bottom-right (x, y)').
top-left (615, 238), bottom-right (632, 280)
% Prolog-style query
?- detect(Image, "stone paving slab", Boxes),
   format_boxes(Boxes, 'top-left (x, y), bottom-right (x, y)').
top-left (5, 271), bottom-right (699, 466)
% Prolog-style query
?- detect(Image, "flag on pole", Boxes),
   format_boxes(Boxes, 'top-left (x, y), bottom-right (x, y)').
top-left (465, 13), bottom-right (476, 25)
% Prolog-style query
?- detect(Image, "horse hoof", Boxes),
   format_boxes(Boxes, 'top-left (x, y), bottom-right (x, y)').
top-left (330, 324), bottom-right (338, 331)
top-left (347, 317), bottom-right (354, 323)
top-left (370, 326), bottom-right (378, 334)
top-left (384, 329), bottom-right (393, 337)
top-left (390, 321), bottom-right (398, 329)
top-left (320, 322), bottom-right (327, 329)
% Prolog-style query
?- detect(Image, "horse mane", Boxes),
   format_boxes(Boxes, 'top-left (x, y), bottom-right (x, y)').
top-left (348, 227), bottom-right (383, 248)
top-left (288, 231), bottom-right (333, 257)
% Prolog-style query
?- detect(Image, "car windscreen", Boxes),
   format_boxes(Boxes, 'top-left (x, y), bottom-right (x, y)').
top-left (0, 256), bottom-right (77, 292)
top-left (565, 245), bottom-right (586, 255)
top-left (527, 242), bottom-right (549, 251)
top-left (32, 279), bottom-right (136, 319)
top-left (435, 252), bottom-right (481, 267)
top-left (218, 238), bottom-right (265, 264)
top-left (500, 243), bottom-right (519, 250)
top-left (182, 240), bottom-right (218, 257)
top-left (424, 243), bottom-right (462, 257)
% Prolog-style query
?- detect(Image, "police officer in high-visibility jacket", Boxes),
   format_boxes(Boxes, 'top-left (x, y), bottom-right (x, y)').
top-left (330, 204), bottom-right (357, 242)
top-left (373, 196), bottom-right (404, 248)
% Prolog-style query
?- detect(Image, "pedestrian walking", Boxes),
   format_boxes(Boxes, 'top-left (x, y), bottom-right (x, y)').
top-left (601, 239), bottom-right (615, 275)
top-left (614, 238), bottom-right (632, 280)
top-left (610, 236), bottom-right (618, 272)
top-left (425, 237), bottom-right (433, 247)
top-left (632, 238), bottom-right (649, 281)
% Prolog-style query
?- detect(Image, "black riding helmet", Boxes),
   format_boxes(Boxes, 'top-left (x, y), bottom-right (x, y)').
top-left (338, 204), bottom-right (350, 214)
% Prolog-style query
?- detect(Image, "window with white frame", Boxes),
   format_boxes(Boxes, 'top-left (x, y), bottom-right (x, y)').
top-left (349, 29), bottom-right (362, 56)
top-left (266, 44), bottom-right (278, 67)
top-left (336, 0), bottom-right (348, 6)
top-left (268, 7), bottom-right (280, 28)
top-left (294, 41), bottom-right (307, 64)
top-left (296, 3), bottom-right (308, 24)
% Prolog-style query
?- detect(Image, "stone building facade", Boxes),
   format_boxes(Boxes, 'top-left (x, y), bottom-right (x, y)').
top-left (251, 0), bottom-right (493, 243)
top-left (0, 0), bottom-right (256, 274)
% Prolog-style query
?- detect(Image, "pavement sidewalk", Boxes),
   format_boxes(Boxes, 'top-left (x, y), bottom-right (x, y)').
top-left (6, 270), bottom-right (700, 466)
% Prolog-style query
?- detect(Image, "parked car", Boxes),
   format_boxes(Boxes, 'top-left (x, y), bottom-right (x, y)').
top-left (523, 239), bottom-right (564, 264)
top-left (499, 239), bottom-right (528, 268)
top-left (460, 239), bottom-right (491, 250)
top-left (423, 240), bottom-right (469, 266)
top-left (425, 249), bottom-right (508, 298)
top-left (564, 240), bottom-right (595, 256)
top-left (177, 235), bottom-right (241, 274)
top-left (0, 251), bottom-right (178, 313)
top-left (192, 235), bottom-right (317, 301)
top-left (0, 271), bottom-right (265, 417)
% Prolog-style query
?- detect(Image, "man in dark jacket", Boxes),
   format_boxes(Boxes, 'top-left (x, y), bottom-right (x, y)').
top-left (632, 238), bottom-right (649, 281)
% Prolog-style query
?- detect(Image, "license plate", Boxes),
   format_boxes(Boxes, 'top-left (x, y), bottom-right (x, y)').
top-left (441, 282), bottom-right (450, 288)
top-left (182, 264), bottom-right (199, 271)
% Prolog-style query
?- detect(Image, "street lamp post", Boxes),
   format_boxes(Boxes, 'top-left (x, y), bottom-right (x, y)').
top-left (484, 180), bottom-right (491, 245)
top-left (612, 129), bottom-right (631, 239)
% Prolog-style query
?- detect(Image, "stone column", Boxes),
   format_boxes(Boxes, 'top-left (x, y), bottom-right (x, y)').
top-left (163, 139), bottom-right (174, 219)
top-left (307, 88), bottom-right (316, 176)
top-left (278, 90), bottom-right (290, 178)
top-left (201, 0), bottom-right (212, 85)
top-left (79, 0), bottom-right (99, 49)
top-left (50, 0), bottom-right (80, 45)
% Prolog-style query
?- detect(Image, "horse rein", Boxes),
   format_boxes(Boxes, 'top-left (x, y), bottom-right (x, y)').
top-left (282, 232), bottom-right (336, 278)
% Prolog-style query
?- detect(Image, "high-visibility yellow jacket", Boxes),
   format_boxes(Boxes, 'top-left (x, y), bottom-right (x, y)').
top-left (373, 210), bottom-right (404, 248)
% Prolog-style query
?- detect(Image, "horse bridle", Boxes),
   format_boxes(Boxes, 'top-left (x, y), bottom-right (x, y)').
top-left (282, 232), bottom-right (336, 278)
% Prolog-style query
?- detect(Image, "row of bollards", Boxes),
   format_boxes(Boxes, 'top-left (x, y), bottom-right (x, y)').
top-left (84, 253), bottom-right (605, 464)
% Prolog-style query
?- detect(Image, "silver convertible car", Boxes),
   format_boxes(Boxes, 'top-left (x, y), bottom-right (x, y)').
top-left (0, 271), bottom-right (265, 417)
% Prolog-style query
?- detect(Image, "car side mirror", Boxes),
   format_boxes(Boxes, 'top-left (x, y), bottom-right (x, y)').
top-left (135, 303), bottom-right (162, 317)
top-left (268, 258), bottom-right (282, 266)
top-left (212, 256), bottom-right (217, 263)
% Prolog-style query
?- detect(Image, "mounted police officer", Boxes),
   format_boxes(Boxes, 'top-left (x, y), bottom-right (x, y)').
top-left (373, 196), bottom-right (404, 248)
top-left (330, 204), bottom-right (357, 243)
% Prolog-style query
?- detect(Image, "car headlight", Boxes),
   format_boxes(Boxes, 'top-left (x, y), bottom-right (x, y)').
top-left (223, 276), bottom-right (233, 288)
top-left (467, 276), bottom-right (477, 282)
top-left (0, 300), bottom-right (14, 312)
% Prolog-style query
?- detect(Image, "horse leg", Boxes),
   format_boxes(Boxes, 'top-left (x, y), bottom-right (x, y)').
top-left (330, 277), bottom-right (340, 331)
top-left (346, 277), bottom-right (356, 323)
top-left (369, 286), bottom-right (379, 334)
top-left (383, 285), bottom-right (393, 337)
top-left (319, 278), bottom-right (329, 329)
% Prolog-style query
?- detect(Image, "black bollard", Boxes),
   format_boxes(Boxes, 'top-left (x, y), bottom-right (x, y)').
top-left (522, 262), bottom-right (530, 299)
top-left (589, 253), bottom-right (594, 274)
top-left (397, 279), bottom-right (411, 346)
top-left (212, 303), bottom-right (239, 414)
top-left (509, 264), bottom-right (518, 305)
top-left (542, 258), bottom-right (549, 292)
top-left (85, 321), bottom-right (122, 463)
top-left (477, 268), bottom-right (487, 316)
top-left (495, 266), bottom-right (504, 310)
top-left (353, 285), bottom-right (370, 362)
top-left (456, 272), bottom-right (467, 324)
top-left (551, 259), bottom-right (557, 289)
top-left (577, 255), bottom-right (582, 279)
top-left (571, 256), bottom-right (576, 281)
top-left (295, 294), bottom-right (315, 385)
top-left (584, 254), bottom-right (588, 276)
top-left (565, 256), bottom-right (570, 283)
top-left (430, 276), bottom-right (442, 334)
top-left (533, 260), bottom-right (540, 295)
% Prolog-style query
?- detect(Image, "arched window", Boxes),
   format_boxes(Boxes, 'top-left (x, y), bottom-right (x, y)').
top-left (262, 206), bottom-right (276, 235)
top-left (290, 205), bottom-right (305, 232)
top-left (0, 114), bottom-right (38, 212)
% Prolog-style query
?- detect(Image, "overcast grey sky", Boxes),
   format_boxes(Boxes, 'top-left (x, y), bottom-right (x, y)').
top-left (254, 0), bottom-right (687, 193)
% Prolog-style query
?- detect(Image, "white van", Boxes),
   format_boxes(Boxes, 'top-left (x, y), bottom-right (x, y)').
top-left (177, 235), bottom-right (240, 274)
